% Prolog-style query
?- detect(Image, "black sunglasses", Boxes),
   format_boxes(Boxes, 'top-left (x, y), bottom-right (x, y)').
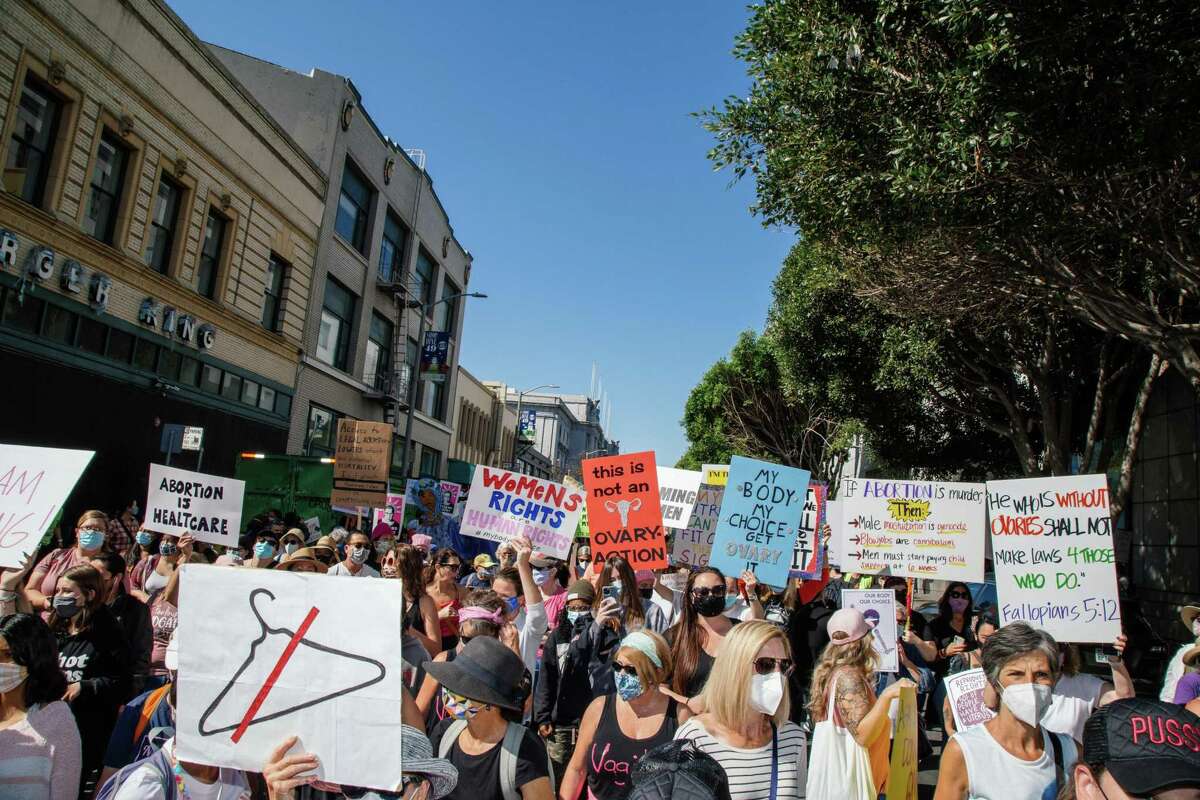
top-left (612, 662), bottom-right (638, 677)
top-left (948, 591), bottom-right (969, 599)
top-left (753, 657), bottom-right (794, 676)
top-left (341, 785), bottom-right (404, 800)
top-left (691, 586), bottom-right (726, 599)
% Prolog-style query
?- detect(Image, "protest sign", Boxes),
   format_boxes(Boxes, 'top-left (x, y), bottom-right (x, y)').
top-left (838, 478), bottom-right (987, 582)
top-left (562, 475), bottom-right (590, 538)
top-left (944, 668), bottom-right (996, 731)
top-left (789, 483), bottom-right (826, 579)
top-left (825, 499), bottom-right (843, 565)
top-left (709, 456), bottom-right (809, 587)
top-left (459, 467), bottom-right (583, 559)
top-left (988, 474), bottom-right (1121, 642)
top-left (370, 493), bottom-right (406, 540)
top-left (144, 464), bottom-right (245, 547)
top-left (176, 565), bottom-right (404, 791)
top-left (841, 588), bottom-right (898, 672)
top-left (330, 421), bottom-right (392, 509)
top-left (885, 684), bottom-right (918, 800)
top-left (671, 484), bottom-right (724, 568)
top-left (657, 467), bottom-right (702, 530)
top-left (583, 451), bottom-right (666, 570)
top-left (702, 464), bottom-right (729, 487)
top-left (0, 444), bottom-right (94, 568)
top-left (797, 567), bottom-right (830, 605)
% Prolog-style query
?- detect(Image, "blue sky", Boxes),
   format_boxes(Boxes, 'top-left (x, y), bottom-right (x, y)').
top-left (174, 1), bottom-right (794, 465)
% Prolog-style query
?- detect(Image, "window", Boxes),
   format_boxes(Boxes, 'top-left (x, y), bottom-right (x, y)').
top-left (413, 250), bottom-right (435, 309)
top-left (159, 348), bottom-right (181, 381)
top-left (335, 159), bottom-right (371, 253)
top-left (43, 305), bottom-right (75, 344)
top-left (4, 75), bottom-right (62, 206)
top-left (78, 316), bottom-right (107, 355)
top-left (241, 379), bottom-right (260, 406)
top-left (421, 378), bottom-right (445, 421)
top-left (179, 357), bottom-right (200, 387)
top-left (363, 313), bottom-right (393, 391)
top-left (379, 212), bottom-right (407, 283)
top-left (107, 328), bottom-right (134, 363)
top-left (197, 208), bottom-right (228, 299)
top-left (435, 278), bottom-right (459, 333)
top-left (133, 339), bottom-right (158, 372)
top-left (200, 363), bottom-right (222, 394)
top-left (262, 253), bottom-right (287, 330)
top-left (316, 277), bottom-right (356, 370)
top-left (306, 403), bottom-right (342, 457)
top-left (83, 131), bottom-right (129, 244)
top-left (258, 385), bottom-right (276, 412)
top-left (398, 337), bottom-right (418, 402)
top-left (419, 446), bottom-right (441, 478)
top-left (145, 174), bottom-right (183, 273)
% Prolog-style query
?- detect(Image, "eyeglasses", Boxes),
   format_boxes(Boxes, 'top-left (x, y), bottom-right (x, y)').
top-left (690, 586), bottom-right (726, 600)
top-left (612, 662), bottom-right (638, 678)
top-left (753, 657), bottom-right (794, 676)
top-left (948, 591), bottom-right (969, 599)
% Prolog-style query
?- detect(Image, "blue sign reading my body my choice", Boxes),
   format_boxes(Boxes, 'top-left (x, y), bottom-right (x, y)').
top-left (709, 455), bottom-right (811, 588)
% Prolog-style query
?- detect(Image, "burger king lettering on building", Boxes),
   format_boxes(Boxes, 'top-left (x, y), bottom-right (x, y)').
top-left (459, 468), bottom-right (584, 559)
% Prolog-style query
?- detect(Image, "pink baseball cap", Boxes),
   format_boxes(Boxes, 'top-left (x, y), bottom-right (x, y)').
top-left (827, 608), bottom-right (872, 645)
top-left (411, 534), bottom-right (433, 550)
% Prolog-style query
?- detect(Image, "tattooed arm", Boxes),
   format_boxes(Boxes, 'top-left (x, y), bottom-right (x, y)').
top-left (834, 671), bottom-right (912, 748)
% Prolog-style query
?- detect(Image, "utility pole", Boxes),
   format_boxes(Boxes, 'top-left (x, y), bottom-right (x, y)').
top-left (510, 383), bottom-right (559, 471)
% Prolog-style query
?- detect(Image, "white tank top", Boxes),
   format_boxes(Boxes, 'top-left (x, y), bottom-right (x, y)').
top-left (953, 724), bottom-right (1077, 800)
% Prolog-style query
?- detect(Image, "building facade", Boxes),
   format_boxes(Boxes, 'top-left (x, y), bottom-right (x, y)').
top-left (212, 47), bottom-right (473, 481)
top-left (0, 0), bottom-right (323, 512)
top-left (483, 384), bottom-right (618, 480)
top-left (447, 366), bottom-right (515, 483)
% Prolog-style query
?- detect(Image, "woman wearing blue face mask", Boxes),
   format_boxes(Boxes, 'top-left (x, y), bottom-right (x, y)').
top-left (559, 630), bottom-right (678, 800)
top-left (123, 527), bottom-right (158, 602)
top-left (247, 532), bottom-right (279, 569)
top-left (128, 534), bottom-right (184, 603)
top-left (25, 510), bottom-right (110, 620)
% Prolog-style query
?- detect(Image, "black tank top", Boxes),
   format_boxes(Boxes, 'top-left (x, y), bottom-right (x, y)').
top-left (585, 694), bottom-right (678, 800)
top-left (423, 648), bottom-right (456, 736)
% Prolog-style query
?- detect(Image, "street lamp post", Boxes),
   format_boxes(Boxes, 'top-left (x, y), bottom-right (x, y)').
top-left (398, 291), bottom-right (487, 479)
top-left (511, 383), bottom-right (559, 471)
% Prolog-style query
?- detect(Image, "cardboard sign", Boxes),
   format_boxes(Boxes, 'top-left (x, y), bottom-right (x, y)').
top-left (671, 484), bottom-right (724, 568)
top-left (838, 478), bottom-right (986, 582)
top-left (944, 668), bottom-right (996, 731)
top-left (330, 421), bottom-right (392, 509)
top-left (144, 464), bottom-right (245, 547)
top-left (709, 456), bottom-right (809, 587)
top-left (0, 444), bottom-right (94, 568)
top-left (789, 483), bottom-right (826, 578)
top-left (582, 451), bottom-right (666, 570)
top-left (176, 566), bottom-right (404, 791)
top-left (841, 588), bottom-right (898, 673)
top-left (370, 494), bottom-right (406, 540)
top-left (657, 467), bottom-right (702, 530)
top-left (988, 474), bottom-right (1121, 642)
top-left (825, 499), bottom-right (843, 565)
top-left (702, 464), bottom-right (729, 487)
top-left (459, 467), bottom-right (584, 559)
top-left (885, 685), bottom-right (918, 800)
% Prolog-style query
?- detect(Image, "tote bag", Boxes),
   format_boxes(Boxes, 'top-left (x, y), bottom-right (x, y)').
top-left (805, 669), bottom-right (876, 800)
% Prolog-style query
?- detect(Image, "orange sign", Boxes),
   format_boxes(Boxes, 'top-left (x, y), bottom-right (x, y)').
top-left (582, 451), bottom-right (667, 570)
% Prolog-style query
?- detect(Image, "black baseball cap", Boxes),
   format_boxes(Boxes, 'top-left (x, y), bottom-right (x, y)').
top-left (1081, 698), bottom-right (1200, 795)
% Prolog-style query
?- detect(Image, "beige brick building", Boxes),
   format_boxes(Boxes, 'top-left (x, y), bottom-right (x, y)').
top-left (448, 365), bottom-right (516, 482)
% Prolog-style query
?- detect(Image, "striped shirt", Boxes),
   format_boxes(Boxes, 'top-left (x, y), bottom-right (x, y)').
top-left (675, 717), bottom-right (807, 800)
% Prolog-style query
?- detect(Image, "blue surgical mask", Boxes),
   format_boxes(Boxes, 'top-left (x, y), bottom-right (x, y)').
top-left (504, 595), bottom-right (521, 615)
top-left (254, 541), bottom-right (275, 559)
top-left (78, 529), bottom-right (105, 551)
top-left (159, 541), bottom-right (178, 557)
top-left (614, 670), bottom-right (643, 702)
top-left (725, 594), bottom-right (739, 609)
top-left (136, 532), bottom-right (153, 547)
top-left (567, 609), bottom-right (591, 626)
top-left (532, 568), bottom-right (551, 585)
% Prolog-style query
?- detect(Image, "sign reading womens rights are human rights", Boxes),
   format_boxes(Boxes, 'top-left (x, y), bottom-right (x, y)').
top-left (988, 474), bottom-right (1121, 642)
top-left (459, 468), bottom-right (584, 560)
top-left (709, 456), bottom-right (809, 587)
top-left (583, 451), bottom-right (667, 570)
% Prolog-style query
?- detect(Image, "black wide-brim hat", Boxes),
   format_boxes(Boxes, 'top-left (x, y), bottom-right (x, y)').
top-left (423, 636), bottom-right (526, 711)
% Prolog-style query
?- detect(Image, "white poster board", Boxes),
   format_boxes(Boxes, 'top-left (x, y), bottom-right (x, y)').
top-left (671, 484), bottom-right (723, 568)
top-left (459, 467), bottom-right (584, 559)
top-left (826, 499), bottom-right (844, 566)
top-left (176, 565), bottom-right (404, 791)
top-left (841, 588), bottom-right (898, 673)
top-left (987, 474), bottom-right (1121, 642)
top-left (944, 668), bottom-right (995, 731)
top-left (0, 444), bottom-right (94, 568)
top-left (144, 464), bottom-right (245, 547)
top-left (838, 478), bottom-right (986, 582)
top-left (657, 467), bottom-right (703, 529)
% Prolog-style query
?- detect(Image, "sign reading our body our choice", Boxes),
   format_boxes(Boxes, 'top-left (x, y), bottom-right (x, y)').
top-left (459, 468), bottom-right (584, 560)
top-left (988, 474), bottom-right (1121, 642)
top-left (583, 451), bottom-right (667, 570)
top-left (670, 484), bottom-right (724, 569)
top-left (144, 463), bottom-right (245, 547)
top-left (0, 444), bottom-right (94, 568)
top-left (709, 456), bottom-right (809, 587)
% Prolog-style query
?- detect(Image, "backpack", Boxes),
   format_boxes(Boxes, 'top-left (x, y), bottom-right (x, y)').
top-left (628, 739), bottom-right (732, 800)
top-left (437, 719), bottom-right (555, 800)
top-left (133, 684), bottom-right (172, 745)
top-left (94, 745), bottom-right (175, 800)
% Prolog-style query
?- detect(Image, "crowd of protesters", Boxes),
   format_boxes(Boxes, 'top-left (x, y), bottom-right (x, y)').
top-left (0, 497), bottom-right (1198, 800)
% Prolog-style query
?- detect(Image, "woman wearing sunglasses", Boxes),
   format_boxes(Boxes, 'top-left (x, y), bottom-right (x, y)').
top-left (558, 630), bottom-right (678, 800)
top-left (928, 582), bottom-right (978, 729)
top-left (664, 567), bottom-right (739, 712)
top-left (673, 621), bottom-right (806, 800)
top-left (426, 551), bottom-right (467, 652)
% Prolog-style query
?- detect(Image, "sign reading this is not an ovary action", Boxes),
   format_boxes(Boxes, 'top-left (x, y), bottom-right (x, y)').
top-left (838, 478), bottom-right (986, 582)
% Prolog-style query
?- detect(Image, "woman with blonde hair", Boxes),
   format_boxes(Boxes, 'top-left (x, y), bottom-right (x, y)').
top-left (806, 608), bottom-right (913, 799)
top-left (559, 630), bottom-right (679, 800)
top-left (673, 620), bottom-right (807, 800)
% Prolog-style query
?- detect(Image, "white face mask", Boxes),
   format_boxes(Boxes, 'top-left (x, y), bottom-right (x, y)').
top-left (0, 662), bottom-right (27, 693)
top-left (1192, 618), bottom-right (1200, 639)
top-left (749, 671), bottom-right (785, 715)
top-left (999, 682), bottom-right (1053, 727)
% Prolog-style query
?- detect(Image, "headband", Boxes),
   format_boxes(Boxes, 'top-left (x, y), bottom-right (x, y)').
top-left (458, 606), bottom-right (505, 624)
top-left (620, 631), bottom-right (662, 668)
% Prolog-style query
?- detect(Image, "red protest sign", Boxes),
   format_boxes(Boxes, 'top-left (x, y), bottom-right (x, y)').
top-left (582, 451), bottom-right (667, 570)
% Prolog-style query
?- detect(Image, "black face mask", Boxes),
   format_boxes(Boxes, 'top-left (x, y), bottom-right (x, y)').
top-left (692, 594), bottom-right (726, 618)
